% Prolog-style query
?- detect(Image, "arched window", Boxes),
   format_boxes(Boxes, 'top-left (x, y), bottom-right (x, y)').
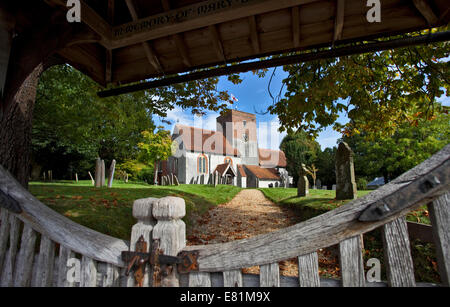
top-left (198, 154), bottom-right (208, 174)
top-left (224, 157), bottom-right (233, 165)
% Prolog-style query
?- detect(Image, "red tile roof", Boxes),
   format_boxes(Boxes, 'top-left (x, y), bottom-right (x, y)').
top-left (173, 124), bottom-right (239, 156)
top-left (258, 148), bottom-right (287, 168)
top-left (213, 163), bottom-right (236, 177)
top-left (244, 165), bottom-right (280, 180)
top-left (237, 164), bottom-right (246, 177)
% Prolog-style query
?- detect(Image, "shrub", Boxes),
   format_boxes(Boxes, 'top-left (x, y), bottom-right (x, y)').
top-left (357, 177), bottom-right (368, 190)
top-left (137, 167), bottom-right (154, 184)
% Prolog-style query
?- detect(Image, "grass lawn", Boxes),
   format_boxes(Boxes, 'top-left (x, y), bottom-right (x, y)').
top-left (259, 187), bottom-right (439, 283)
top-left (29, 180), bottom-right (241, 240)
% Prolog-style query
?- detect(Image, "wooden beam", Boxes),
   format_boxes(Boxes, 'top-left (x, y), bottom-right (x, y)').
top-left (412, 0), bottom-right (439, 25)
top-left (291, 6), bottom-right (300, 48)
top-left (333, 0), bottom-right (345, 43)
top-left (110, 0), bottom-right (319, 49)
top-left (161, 0), bottom-right (191, 67)
top-left (125, 0), bottom-right (164, 74)
top-left (46, 0), bottom-right (112, 45)
top-left (248, 15), bottom-right (260, 53)
top-left (0, 9), bottom-right (13, 97)
top-left (208, 25), bottom-right (226, 62)
top-left (105, 49), bottom-right (112, 84)
top-left (97, 31), bottom-right (450, 97)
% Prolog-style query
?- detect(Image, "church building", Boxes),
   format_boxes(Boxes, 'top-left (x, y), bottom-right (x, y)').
top-left (161, 110), bottom-right (291, 188)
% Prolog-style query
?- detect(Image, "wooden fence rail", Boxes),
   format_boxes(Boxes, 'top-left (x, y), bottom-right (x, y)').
top-left (0, 144), bottom-right (449, 287)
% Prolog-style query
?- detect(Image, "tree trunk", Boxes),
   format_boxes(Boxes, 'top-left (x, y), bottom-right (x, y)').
top-left (0, 64), bottom-right (43, 188)
top-left (154, 161), bottom-right (159, 185)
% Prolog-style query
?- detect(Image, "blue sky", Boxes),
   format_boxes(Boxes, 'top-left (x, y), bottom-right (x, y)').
top-left (155, 68), bottom-right (449, 151)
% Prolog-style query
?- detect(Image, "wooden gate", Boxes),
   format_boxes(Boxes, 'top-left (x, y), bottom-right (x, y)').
top-left (0, 145), bottom-right (449, 287)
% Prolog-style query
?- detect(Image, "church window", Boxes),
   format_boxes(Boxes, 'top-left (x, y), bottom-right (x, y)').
top-left (198, 155), bottom-right (208, 174)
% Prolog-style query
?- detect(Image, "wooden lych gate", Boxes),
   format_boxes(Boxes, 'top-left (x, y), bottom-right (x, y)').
top-left (0, 144), bottom-right (449, 287)
top-left (0, 0), bottom-right (450, 287)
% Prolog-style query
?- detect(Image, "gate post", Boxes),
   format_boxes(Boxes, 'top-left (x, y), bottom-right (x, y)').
top-left (126, 197), bottom-right (156, 287)
top-left (152, 197), bottom-right (186, 287)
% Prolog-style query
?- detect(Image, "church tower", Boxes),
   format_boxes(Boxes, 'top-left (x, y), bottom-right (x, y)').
top-left (216, 110), bottom-right (259, 165)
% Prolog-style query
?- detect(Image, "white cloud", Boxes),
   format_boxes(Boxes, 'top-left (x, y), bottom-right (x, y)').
top-left (257, 116), bottom-right (287, 150)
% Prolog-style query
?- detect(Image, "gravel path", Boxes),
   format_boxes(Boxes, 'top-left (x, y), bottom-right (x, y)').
top-left (187, 189), bottom-right (303, 276)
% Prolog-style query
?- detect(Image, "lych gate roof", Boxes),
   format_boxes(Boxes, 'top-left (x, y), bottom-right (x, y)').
top-left (244, 165), bottom-right (280, 180)
top-left (42, 0), bottom-right (449, 89)
top-left (213, 162), bottom-right (236, 177)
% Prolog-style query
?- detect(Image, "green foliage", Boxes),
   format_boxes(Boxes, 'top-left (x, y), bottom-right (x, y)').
top-left (342, 109), bottom-right (449, 182)
top-left (356, 177), bottom-right (368, 190)
top-left (138, 129), bottom-right (173, 165)
top-left (280, 130), bottom-right (321, 185)
top-left (136, 167), bottom-right (155, 184)
top-left (269, 30), bottom-right (449, 138)
top-left (315, 147), bottom-right (337, 187)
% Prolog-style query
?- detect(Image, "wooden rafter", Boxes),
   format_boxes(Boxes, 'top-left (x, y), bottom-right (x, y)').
top-left (333, 0), bottom-right (345, 43)
top-left (412, 0), bottom-right (438, 25)
top-left (105, 0), bottom-right (114, 84)
top-left (45, 0), bottom-right (112, 46)
top-left (248, 15), bottom-right (260, 53)
top-left (110, 0), bottom-right (318, 49)
top-left (125, 0), bottom-right (164, 74)
top-left (161, 0), bottom-right (191, 67)
top-left (291, 6), bottom-right (300, 48)
top-left (208, 27), bottom-right (225, 62)
top-left (208, 25), bottom-right (226, 62)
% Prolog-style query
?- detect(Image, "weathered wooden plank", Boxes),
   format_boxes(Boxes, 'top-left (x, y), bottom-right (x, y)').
top-left (297, 252), bottom-right (320, 287)
top-left (33, 236), bottom-right (56, 287)
top-left (339, 235), bottom-right (365, 287)
top-left (13, 224), bottom-right (37, 287)
top-left (223, 269), bottom-right (243, 287)
top-left (248, 15), bottom-right (260, 53)
top-left (209, 25), bottom-right (226, 62)
top-left (0, 209), bottom-right (10, 278)
top-left (0, 20), bottom-right (12, 97)
top-left (103, 263), bottom-right (120, 287)
top-left (189, 272), bottom-right (212, 287)
top-left (333, 0), bottom-right (345, 42)
top-left (382, 217), bottom-right (416, 287)
top-left (80, 256), bottom-right (97, 287)
top-left (291, 6), bottom-right (300, 48)
top-left (427, 192), bottom-right (450, 286)
top-left (260, 263), bottom-right (280, 287)
top-left (0, 165), bottom-right (129, 267)
top-left (0, 215), bottom-right (20, 287)
top-left (57, 246), bottom-right (75, 287)
top-left (412, 0), bottom-right (439, 25)
top-left (181, 144), bottom-right (450, 272)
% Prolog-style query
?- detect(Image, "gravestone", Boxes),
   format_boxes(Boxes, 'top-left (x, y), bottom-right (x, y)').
top-left (316, 179), bottom-right (321, 189)
top-left (297, 163), bottom-right (309, 197)
top-left (107, 160), bottom-right (116, 188)
top-left (171, 173), bottom-right (175, 186)
top-left (214, 171), bottom-right (219, 187)
top-left (322, 186), bottom-right (327, 190)
top-left (174, 175), bottom-right (180, 186)
top-left (101, 160), bottom-right (106, 187)
top-left (200, 174), bottom-right (205, 185)
top-left (335, 142), bottom-right (357, 200)
top-left (95, 158), bottom-right (102, 188)
top-left (332, 184), bottom-right (336, 190)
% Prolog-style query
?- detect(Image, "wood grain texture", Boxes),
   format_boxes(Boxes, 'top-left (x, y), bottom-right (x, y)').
top-left (0, 215), bottom-right (20, 287)
top-left (33, 236), bottom-right (56, 287)
top-left (428, 193), bottom-right (450, 286)
top-left (103, 263), bottom-right (120, 287)
top-left (57, 246), bottom-right (75, 287)
top-left (80, 256), bottom-right (97, 287)
top-left (13, 224), bottom-right (37, 287)
top-left (223, 269), bottom-right (243, 287)
top-left (413, 0), bottom-right (439, 24)
top-left (297, 252), bottom-right (320, 287)
top-left (0, 208), bottom-right (10, 279)
top-left (189, 272), bottom-right (212, 287)
top-left (0, 165), bottom-right (129, 266)
top-left (181, 144), bottom-right (449, 272)
top-left (339, 235), bottom-right (365, 287)
top-left (260, 263), bottom-right (280, 287)
top-left (333, 0), bottom-right (345, 42)
top-left (382, 217), bottom-right (416, 287)
top-left (291, 6), bottom-right (300, 48)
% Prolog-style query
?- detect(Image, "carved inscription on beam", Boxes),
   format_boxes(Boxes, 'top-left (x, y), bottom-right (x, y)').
top-left (110, 0), bottom-right (318, 49)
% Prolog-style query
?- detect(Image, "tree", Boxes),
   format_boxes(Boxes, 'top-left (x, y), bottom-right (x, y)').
top-left (342, 108), bottom-right (449, 183)
top-left (306, 164), bottom-right (319, 188)
top-left (315, 147), bottom-right (337, 187)
top-left (269, 30), bottom-right (449, 139)
top-left (137, 129), bottom-right (174, 185)
top-left (280, 131), bottom-right (321, 185)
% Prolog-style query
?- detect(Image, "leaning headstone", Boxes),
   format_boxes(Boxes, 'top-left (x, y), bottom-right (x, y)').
top-left (214, 171), bottom-right (219, 187)
top-left (322, 186), bottom-right (327, 190)
top-left (297, 163), bottom-right (309, 197)
top-left (75, 173), bottom-right (79, 183)
top-left (200, 174), bottom-right (205, 185)
top-left (174, 175), bottom-right (180, 186)
top-left (316, 179), bottom-right (321, 189)
top-left (335, 142), bottom-right (357, 200)
top-left (107, 160), bottom-right (116, 188)
top-left (332, 184), bottom-right (336, 190)
top-left (88, 171), bottom-right (95, 186)
top-left (171, 173), bottom-right (175, 186)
